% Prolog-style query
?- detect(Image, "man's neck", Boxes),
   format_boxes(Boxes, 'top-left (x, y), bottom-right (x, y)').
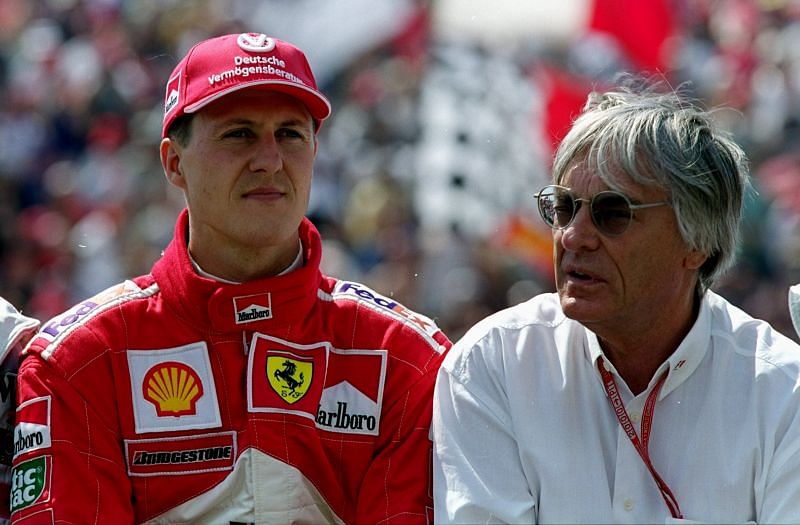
top-left (599, 341), bottom-right (674, 395)
top-left (188, 237), bottom-right (303, 283)
top-left (190, 241), bottom-right (303, 283)
top-left (595, 295), bottom-right (701, 395)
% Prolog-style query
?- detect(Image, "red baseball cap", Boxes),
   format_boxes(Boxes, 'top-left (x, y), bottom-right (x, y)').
top-left (162, 33), bottom-right (332, 138)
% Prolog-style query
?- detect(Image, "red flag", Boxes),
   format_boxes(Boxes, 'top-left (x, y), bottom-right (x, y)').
top-left (534, 65), bottom-right (594, 156)
top-left (588, 0), bottom-right (677, 73)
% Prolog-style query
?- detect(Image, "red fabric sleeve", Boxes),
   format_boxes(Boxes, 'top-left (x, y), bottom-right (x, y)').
top-left (11, 354), bottom-right (134, 524)
top-left (355, 352), bottom-right (443, 525)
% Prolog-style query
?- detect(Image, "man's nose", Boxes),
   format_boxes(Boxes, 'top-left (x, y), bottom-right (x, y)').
top-left (558, 202), bottom-right (600, 251)
top-left (249, 135), bottom-right (282, 174)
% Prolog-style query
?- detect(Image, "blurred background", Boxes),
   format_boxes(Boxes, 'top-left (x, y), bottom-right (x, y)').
top-left (0, 0), bottom-right (798, 342)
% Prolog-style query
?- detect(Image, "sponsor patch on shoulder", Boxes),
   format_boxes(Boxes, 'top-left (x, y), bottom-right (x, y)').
top-left (128, 343), bottom-right (221, 434)
top-left (10, 455), bottom-right (52, 514)
top-left (332, 281), bottom-right (441, 346)
top-left (125, 431), bottom-right (236, 477)
top-left (13, 397), bottom-right (51, 459)
top-left (315, 348), bottom-right (386, 436)
top-left (37, 280), bottom-right (150, 357)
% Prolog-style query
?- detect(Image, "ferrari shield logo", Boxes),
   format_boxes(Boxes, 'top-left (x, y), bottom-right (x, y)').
top-left (267, 356), bottom-right (312, 404)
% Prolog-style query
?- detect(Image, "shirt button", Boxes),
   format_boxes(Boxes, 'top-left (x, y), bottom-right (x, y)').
top-left (624, 499), bottom-right (634, 512)
top-left (630, 412), bottom-right (641, 424)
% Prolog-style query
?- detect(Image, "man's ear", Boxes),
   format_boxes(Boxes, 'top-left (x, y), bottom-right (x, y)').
top-left (683, 249), bottom-right (707, 271)
top-left (160, 138), bottom-right (186, 190)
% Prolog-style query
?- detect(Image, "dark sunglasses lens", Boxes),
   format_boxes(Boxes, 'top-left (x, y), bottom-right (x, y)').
top-left (592, 193), bottom-right (632, 235)
top-left (539, 188), bottom-right (574, 228)
top-left (552, 191), bottom-right (575, 228)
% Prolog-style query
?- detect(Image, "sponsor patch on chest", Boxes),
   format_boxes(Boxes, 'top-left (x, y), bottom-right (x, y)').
top-left (125, 431), bottom-right (237, 476)
top-left (315, 348), bottom-right (386, 436)
top-left (127, 343), bottom-right (221, 434)
top-left (248, 336), bottom-right (326, 420)
top-left (247, 335), bottom-right (386, 436)
top-left (233, 293), bottom-right (272, 324)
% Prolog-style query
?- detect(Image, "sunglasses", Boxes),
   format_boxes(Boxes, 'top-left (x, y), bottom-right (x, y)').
top-left (534, 185), bottom-right (670, 236)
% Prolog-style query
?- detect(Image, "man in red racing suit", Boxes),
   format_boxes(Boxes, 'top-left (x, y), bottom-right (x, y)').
top-left (12, 211), bottom-right (449, 524)
top-left (0, 298), bottom-right (38, 524)
top-left (11, 32), bottom-right (450, 524)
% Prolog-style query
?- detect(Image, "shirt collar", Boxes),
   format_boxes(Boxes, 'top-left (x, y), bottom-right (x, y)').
top-left (189, 240), bottom-right (305, 283)
top-left (585, 293), bottom-right (712, 399)
top-left (152, 210), bottom-right (323, 334)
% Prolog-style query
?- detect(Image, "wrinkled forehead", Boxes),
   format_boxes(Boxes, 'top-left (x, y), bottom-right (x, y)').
top-left (555, 147), bottom-right (666, 195)
top-left (560, 157), bottom-right (630, 193)
top-left (560, 158), bottom-right (665, 201)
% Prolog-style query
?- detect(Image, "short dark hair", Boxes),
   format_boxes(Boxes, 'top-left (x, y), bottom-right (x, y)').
top-left (167, 113), bottom-right (194, 146)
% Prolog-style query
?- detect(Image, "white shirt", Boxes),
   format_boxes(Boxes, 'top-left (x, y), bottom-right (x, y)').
top-left (433, 291), bottom-right (800, 524)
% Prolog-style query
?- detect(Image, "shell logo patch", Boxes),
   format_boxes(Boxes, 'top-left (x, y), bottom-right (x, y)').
top-left (143, 362), bottom-right (203, 417)
top-left (128, 343), bottom-right (221, 434)
top-left (267, 356), bottom-right (312, 404)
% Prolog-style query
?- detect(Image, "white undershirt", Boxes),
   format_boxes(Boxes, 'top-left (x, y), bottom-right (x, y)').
top-left (190, 240), bottom-right (304, 284)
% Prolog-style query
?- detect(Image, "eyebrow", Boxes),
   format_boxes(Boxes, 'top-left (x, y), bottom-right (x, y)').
top-left (215, 116), bottom-right (310, 128)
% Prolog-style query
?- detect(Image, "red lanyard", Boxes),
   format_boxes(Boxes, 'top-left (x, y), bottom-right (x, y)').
top-left (597, 358), bottom-right (683, 519)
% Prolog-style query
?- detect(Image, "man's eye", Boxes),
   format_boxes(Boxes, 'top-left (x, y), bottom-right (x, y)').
top-left (277, 128), bottom-right (305, 139)
top-left (223, 128), bottom-right (253, 139)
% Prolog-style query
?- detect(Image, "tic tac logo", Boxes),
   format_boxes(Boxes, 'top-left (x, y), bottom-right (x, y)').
top-left (164, 71), bottom-right (181, 116)
top-left (267, 356), bottom-right (312, 404)
top-left (143, 362), bottom-right (203, 417)
top-left (237, 33), bottom-right (276, 53)
top-left (234, 294), bottom-right (272, 325)
top-left (10, 455), bottom-right (51, 514)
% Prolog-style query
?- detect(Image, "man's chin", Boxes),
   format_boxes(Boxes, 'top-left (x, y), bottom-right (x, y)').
top-left (559, 295), bottom-right (604, 325)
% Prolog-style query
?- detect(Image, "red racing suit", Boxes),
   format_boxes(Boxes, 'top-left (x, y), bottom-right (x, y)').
top-left (0, 299), bottom-right (38, 524)
top-left (11, 211), bottom-right (450, 524)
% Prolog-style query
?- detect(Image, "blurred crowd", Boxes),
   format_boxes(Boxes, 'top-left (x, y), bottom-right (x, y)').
top-left (0, 0), bottom-right (798, 342)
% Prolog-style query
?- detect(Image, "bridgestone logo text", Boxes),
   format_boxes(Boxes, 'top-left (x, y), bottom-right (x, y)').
top-left (14, 431), bottom-right (44, 455)
top-left (132, 446), bottom-right (232, 466)
top-left (316, 402), bottom-right (376, 432)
